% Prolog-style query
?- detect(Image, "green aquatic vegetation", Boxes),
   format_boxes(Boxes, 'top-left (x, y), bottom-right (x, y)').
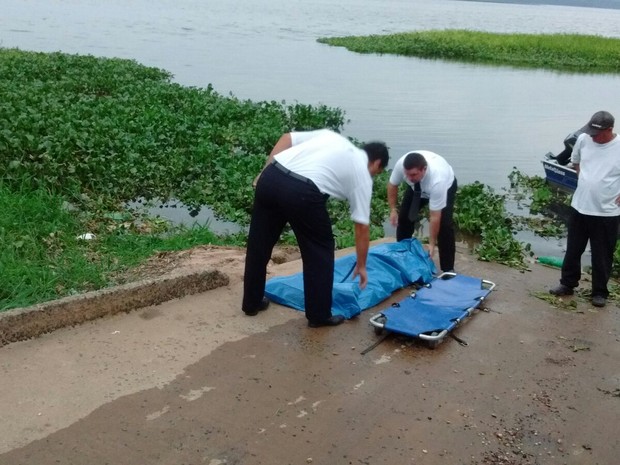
top-left (477, 225), bottom-right (530, 270)
top-left (0, 48), bottom-right (346, 226)
top-left (508, 168), bottom-right (571, 214)
top-left (454, 182), bottom-right (529, 269)
top-left (318, 30), bottom-right (620, 73)
top-left (506, 168), bottom-right (570, 238)
top-left (454, 182), bottom-right (508, 236)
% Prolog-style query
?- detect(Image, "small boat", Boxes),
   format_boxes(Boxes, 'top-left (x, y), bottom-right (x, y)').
top-left (542, 152), bottom-right (577, 192)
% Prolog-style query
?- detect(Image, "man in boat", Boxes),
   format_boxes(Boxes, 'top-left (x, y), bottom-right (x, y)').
top-left (242, 129), bottom-right (389, 327)
top-left (387, 151), bottom-right (457, 273)
top-left (549, 111), bottom-right (620, 307)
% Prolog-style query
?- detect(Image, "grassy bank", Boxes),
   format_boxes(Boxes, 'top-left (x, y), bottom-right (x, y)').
top-left (318, 30), bottom-right (620, 73)
top-left (0, 181), bottom-right (248, 311)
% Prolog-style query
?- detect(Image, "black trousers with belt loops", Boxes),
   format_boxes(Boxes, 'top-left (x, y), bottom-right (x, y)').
top-left (242, 162), bottom-right (335, 323)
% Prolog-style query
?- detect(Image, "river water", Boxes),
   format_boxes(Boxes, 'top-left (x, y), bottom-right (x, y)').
top-left (2, 0), bottom-right (620, 252)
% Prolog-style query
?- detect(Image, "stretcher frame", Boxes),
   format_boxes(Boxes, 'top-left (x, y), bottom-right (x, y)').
top-left (369, 272), bottom-right (496, 349)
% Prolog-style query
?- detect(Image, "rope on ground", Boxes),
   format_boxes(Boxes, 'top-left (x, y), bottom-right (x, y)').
top-left (361, 332), bottom-right (390, 355)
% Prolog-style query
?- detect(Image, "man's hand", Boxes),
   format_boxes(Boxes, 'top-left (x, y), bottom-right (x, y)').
top-left (615, 195), bottom-right (620, 206)
top-left (352, 264), bottom-right (368, 290)
top-left (353, 222), bottom-right (370, 289)
top-left (424, 243), bottom-right (436, 258)
top-left (389, 208), bottom-right (398, 227)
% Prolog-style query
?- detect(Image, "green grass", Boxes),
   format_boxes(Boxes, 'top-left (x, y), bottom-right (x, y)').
top-left (0, 180), bottom-right (246, 311)
top-left (1, 181), bottom-right (98, 309)
top-left (318, 30), bottom-right (620, 73)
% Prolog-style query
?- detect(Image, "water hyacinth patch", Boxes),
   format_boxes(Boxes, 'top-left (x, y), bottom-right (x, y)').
top-left (318, 30), bottom-right (620, 73)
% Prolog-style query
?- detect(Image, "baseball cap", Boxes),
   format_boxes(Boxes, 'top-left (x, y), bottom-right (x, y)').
top-left (583, 110), bottom-right (615, 136)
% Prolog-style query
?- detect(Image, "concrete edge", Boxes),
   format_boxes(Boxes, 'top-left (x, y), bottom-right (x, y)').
top-left (0, 269), bottom-right (229, 348)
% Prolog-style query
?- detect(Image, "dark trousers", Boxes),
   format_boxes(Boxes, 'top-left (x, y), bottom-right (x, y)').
top-left (396, 179), bottom-right (457, 272)
top-left (560, 208), bottom-right (619, 298)
top-left (242, 163), bottom-right (335, 322)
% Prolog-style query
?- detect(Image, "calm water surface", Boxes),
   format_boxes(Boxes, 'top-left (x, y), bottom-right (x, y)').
top-left (2, 0), bottom-right (620, 253)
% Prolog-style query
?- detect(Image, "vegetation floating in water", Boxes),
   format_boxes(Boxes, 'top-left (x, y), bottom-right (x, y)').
top-left (318, 30), bottom-right (620, 73)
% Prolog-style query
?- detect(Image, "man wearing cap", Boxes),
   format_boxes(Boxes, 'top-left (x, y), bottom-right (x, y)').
top-left (550, 110), bottom-right (620, 307)
top-left (242, 129), bottom-right (389, 327)
top-left (387, 151), bottom-right (457, 272)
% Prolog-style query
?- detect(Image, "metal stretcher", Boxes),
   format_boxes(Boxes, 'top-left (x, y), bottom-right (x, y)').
top-left (369, 272), bottom-right (496, 349)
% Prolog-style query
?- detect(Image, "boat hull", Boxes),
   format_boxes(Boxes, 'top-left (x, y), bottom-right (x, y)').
top-left (542, 159), bottom-right (577, 192)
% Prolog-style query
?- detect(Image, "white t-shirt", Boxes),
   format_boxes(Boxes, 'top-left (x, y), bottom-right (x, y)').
top-left (274, 129), bottom-right (373, 225)
top-left (389, 151), bottom-right (455, 211)
top-left (571, 133), bottom-right (620, 216)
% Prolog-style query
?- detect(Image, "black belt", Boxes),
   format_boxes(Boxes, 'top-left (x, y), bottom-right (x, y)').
top-left (272, 160), bottom-right (313, 184)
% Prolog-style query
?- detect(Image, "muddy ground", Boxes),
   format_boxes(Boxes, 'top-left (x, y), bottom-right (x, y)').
top-left (0, 242), bottom-right (618, 465)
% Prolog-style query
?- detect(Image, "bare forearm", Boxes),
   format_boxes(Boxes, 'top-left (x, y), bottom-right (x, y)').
top-left (354, 223), bottom-right (370, 268)
top-left (254, 133), bottom-right (293, 188)
top-left (387, 183), bottom-right (399, 211)
top-left (266, 133), bottom-right (292, 166)
top-left (387, 183), bottom-right (399, 227)
top-left (428, 211), bottom-right (441, 247)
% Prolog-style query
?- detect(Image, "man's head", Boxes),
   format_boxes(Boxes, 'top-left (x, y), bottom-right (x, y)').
top-left (583, 110), bottom-right (615, 144)
top-left (363, 141), bottom-right (389, 176)
top-left (402, 152), bottom-right (427, 183)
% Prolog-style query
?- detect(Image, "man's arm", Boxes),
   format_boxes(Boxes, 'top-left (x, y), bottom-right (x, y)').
top-left (571, 134), bottom-right (583, 174)
top-left (267, 133), bottom-right (292, 161)
top-left (352, 222), bottom-right (370, 289)
top-left (427, 209), bottom-right (442, 257)
top-left (253, 133), bottom-right (293, 187)
top-left (387, 182), bottom-right (400, 227)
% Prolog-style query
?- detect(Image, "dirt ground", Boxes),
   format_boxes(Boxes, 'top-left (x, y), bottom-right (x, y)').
top-left (0, 241), bottom-right (618, 465)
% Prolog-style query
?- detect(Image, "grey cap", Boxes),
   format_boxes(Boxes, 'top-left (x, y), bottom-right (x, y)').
top-left (583, 110), bottom-right (615, 135)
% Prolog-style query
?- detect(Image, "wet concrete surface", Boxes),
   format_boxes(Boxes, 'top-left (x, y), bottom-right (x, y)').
top-left (0, 244), bottom-right (618, 465)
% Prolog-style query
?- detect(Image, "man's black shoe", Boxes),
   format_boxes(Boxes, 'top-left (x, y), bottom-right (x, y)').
top-left (307, 315), bottom-right (345, 328)
top-left (549, 284), bottom-right (574, 296)
top-left (243, 297), bottom-right (270, 316)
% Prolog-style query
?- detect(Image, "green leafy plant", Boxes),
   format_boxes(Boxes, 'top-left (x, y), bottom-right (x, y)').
top-left (0, 48), bottom-right (347, 227)
top-left (318, 30), bottom-right (620, 73)
top-left (454, 182), bottom-right (528, 269)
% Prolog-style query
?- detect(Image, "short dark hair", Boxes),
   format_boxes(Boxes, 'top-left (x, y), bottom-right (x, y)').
top-left (362, 141), bottom-right (389, 168)
top-left (403, 152), bottom-right (427, 170)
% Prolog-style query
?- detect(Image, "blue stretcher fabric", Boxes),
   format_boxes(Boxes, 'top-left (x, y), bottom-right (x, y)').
top-left (381, 274), bottom-right (490, 336)
top-left (264, 239), bottom-right (436, 319)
